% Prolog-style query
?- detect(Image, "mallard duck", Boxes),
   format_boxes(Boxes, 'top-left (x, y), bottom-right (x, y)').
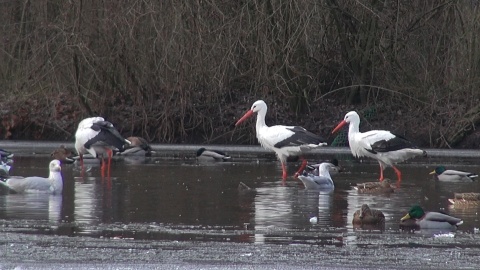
top-left (352, 204), bottom-right (385, 226)
top-left (354, 178), bottom-right (395, 194)
top-left (50, 145), bottom-right (76, 164)
top-left (0, 148), bottom-right (14, 161)
top-left (305, 158), bottom-right (343, 175)
top-left (448, 193), bottom-right (480, 207)
top-left (298, 162), bottom-right (335, 190)
top-left (430, 166), bottom-right (478, 182)
top-left (196, 148), bottom-right (231, 162)
top-left (119, 136), bottom-right (155, 156)
top-left (400, 205), bottom-right (463, 230)
top-left (0, 160), bottom-right (63, 194)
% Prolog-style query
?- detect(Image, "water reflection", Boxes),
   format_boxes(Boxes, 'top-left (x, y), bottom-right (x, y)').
top-left (0, 193), bottom-right (62, 223)
top-left (0, 155), bottom-right (479, 243)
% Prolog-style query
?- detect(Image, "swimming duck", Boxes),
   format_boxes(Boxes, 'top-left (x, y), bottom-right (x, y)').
top-left (352, 204), bottom-right (385, 226)
top-left (0, 159), bottom-right (63, 194)
top-left (400, 205), bottom-right (463, 230)
top-left (448, 192), bottom-right (480, 207)
top-left (430, 166), bottom-right (478, 182)
top-left (354, 178), bottom-right (395, 194)
top-left (50, 145), bottom-right (76, 164)
top-left (305, 158), bottom-right (343, 175)
top-left (196, 148), bottom-right (231, 162)
top-left (119, 136), bottom-right (155, 156)
top-left (297, 162), bottom-right (335, 190)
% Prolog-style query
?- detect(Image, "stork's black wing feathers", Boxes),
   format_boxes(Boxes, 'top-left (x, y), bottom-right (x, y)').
top-left (368, 133), bottom-right (418, 153)
top-left (84, 121), bottom-right (128, 152)
top-left (274, 126), bottom-right (326, 148)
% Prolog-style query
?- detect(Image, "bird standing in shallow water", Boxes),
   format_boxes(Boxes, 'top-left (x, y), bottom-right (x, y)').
top-left (75, 117), bottom-right (131, 178)
top-left (430, 166), bottom-right (478, 182)
top-left (235, 100), bottom-right (327, 181)
top-left (332, 111), bottom-right (426, 183)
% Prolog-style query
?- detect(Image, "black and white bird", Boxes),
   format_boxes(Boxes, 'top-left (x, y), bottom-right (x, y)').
top-left (0, 148), bottom-right (14, 163)
top-left (196, 148), bottom-right (231, 162)
top-left (0, 159), bottom-right (63, 194)
top-left (119, 136), bottom-right (155, 156)
top-left (430, 166), bottom-right (478, 182)
top-left (332, 111), bottom-right (426, 182)
top-left (235, 100), bottom-right (327, 180)
top-left (305, 158), bottom-right (342, 176)
top-left (298, 162), bottom-right (335, 190)
top-left (75, 117), bottom-right (131, 177)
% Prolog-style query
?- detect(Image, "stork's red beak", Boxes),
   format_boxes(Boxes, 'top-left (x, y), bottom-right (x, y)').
top-left (332, 120), bottom-right (347, 134)
top-left (235, 110), bottom-right (254, 126)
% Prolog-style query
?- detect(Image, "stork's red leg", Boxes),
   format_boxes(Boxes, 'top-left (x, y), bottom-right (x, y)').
top-left (378, 162), bottom-right (384, 182)
top-left (101, 158), bottom-right (106, 178)
top-left (294, 157), bottom-right (308, 178)
top-left (392, 166), bottom-right (402, 182)
top-left (107, 149), bottom-right (113, 179)
top-left (281, 162), bottom-right (288, 180)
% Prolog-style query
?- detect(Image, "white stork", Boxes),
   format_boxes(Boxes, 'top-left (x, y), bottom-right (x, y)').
top-left (75, 117), bottom-right (131, 178)
top-left (235, 100), bottom-right (327, 180)
top-left (332, 111), bottom-right (426, 182)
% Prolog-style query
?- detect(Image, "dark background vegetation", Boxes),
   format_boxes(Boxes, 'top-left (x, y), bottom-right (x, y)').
top-left (1, 0), bottom-right (479, 148)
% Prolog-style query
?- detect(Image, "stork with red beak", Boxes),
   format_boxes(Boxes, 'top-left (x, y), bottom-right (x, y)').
top-left (235, 100), bottom-right (327, 180)
top-left (332, 111), bottom-right (426, 182)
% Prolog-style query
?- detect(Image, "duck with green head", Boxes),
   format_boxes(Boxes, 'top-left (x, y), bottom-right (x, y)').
top-left (430, 166), bottom-right (478, 182)
top-left (400, 205), bottom-right (463, 230)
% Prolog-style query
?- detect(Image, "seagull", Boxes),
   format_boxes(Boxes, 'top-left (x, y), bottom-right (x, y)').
top-left (235, 100), bottom-right (327, 180)
top-left (430, 166), bottom-right (478, 182)
top-left (298, 162), bottom-right (335, 190)
top-left (0, 159), bottom-right (63, 194)
top-left (75, 117), bottom-right (131, 177)
top-left (196, 148), bottom-right (231, 162)
top-left (119, 136), bottom-right (155, 156)
top-left (332, 111), bottom-right (426, 182)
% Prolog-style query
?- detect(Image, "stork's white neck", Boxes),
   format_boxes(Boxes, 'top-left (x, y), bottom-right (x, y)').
top-left (348, 119), bottom-right (361, 141)
top-left (255, 108), bottom-right (268, 134)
